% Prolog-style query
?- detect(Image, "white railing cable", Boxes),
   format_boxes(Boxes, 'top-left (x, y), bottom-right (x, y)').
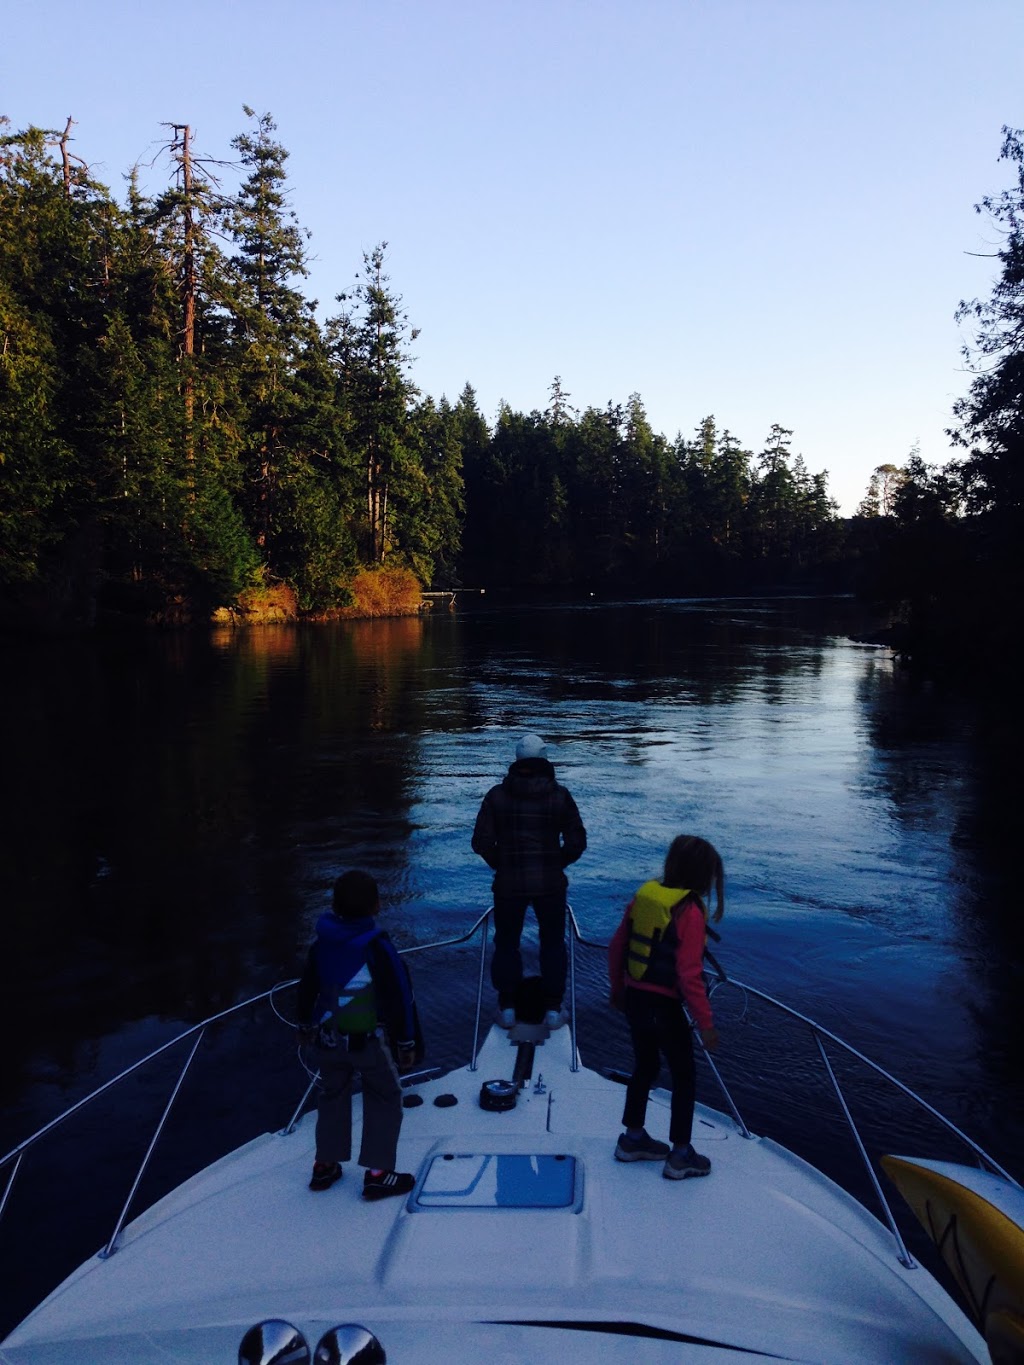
top-left (725, 979), bottom-right (1019, 1188)
top-left (0, 988), bottom-right (289, 1173)
top-left (2, 909), bottom-right (1017, 1280)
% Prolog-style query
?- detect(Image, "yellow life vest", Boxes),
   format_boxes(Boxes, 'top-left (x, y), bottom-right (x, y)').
top-left (626, 881), bottom-right (696, 987)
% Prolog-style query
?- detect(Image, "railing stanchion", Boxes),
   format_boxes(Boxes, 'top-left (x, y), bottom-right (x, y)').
top-left (693, 1025), bottom-right (751, 1139)
top-left (729, 981), bottom-right (1019, 1187)
top-left (99, 1028), bottom-right (207, 1261)
top-left (470, 909), bottom-right (491, 1072)
top-left (0, 1151), bottom-right (23, 1225)
top-left (284, 1074), bottom-right (320, 1136)
top-left (3, 910), bottom-right (1017, 1286)
top-left (813, 1031), bottom-right (916, 1268)
top-left (568, 907), bottom-right (579, 1072)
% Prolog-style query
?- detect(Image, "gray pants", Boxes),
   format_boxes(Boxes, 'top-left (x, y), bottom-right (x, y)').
top-left (314, 1034), bottom-right (402, 1171)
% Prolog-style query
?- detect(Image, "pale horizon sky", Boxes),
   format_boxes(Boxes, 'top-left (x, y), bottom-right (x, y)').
top-left (4, 0), bottom-right (1022, 513)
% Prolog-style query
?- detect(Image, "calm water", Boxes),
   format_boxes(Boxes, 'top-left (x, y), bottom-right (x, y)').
top-left (2, 596), bottom-right (1022, 1332)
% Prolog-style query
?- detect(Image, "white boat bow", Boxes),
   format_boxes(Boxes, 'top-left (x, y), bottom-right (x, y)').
top-left (1, 909), bottom-right (1019, 1364)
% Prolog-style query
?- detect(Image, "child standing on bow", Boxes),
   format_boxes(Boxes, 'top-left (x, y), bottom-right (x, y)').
top-left (608, 835), bottom-right (723, 1180)
top-left (297, 869), bottom-right (423, 1199)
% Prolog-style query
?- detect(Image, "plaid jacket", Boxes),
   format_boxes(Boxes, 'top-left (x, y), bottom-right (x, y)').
top-left (471, 757), bottom-right (587, 897)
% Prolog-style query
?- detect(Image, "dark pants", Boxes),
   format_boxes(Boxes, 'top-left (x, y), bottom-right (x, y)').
top-left (491, 892), bottom-right (567, 1009)
top-left (314, 1033), bottom-right (402, 1171)
top-left (622, 989), bottom-right (696, 1146)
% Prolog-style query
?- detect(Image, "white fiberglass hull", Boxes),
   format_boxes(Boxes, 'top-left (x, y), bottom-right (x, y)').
top-left (0, 1023), bottom-right (989, 1364)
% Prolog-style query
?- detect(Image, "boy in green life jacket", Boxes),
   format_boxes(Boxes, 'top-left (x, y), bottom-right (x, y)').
top-left (297, 870), bottom-right (423, 1199)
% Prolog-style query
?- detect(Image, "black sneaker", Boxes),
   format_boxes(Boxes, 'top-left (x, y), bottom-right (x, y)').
top-left (663, 1145), bottom-right (711, 1180)
top-left (614, 1131), bottom-right (671, 1162)
top-left (363, 1169), bottom-right (416, 1200)
top-left (308, 1161), bottom-right (342, 1191)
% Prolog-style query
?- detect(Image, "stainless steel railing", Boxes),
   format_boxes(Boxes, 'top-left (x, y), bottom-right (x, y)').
top-left (0, 909), bottom-right (494, 1258)
top-left (693, 972), bottom-right (1020, 1265)
top-left (569, 904), bottom-right (1020, 1271)
top-left (1, 905), bottom-right (1018, 1272)
top-left (0, 986), bottom-right (291, 1249)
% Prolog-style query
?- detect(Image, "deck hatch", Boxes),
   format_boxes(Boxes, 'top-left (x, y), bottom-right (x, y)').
top-left (414, 1153), bottom-right (577, 1208)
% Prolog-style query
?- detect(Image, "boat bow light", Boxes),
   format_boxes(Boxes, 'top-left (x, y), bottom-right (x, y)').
top-left (238, 1321), bottom-right (386, 1364)
top-left (238, 1317), bottom-right (310, 1364)
top-left (313, 1324), bottom-right (387, 1362)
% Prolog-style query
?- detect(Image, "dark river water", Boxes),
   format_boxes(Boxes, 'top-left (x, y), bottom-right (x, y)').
top-left (1, 595), bottom-right (1023, 1335)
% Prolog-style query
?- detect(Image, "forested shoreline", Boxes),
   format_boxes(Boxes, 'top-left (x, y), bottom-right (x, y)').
top-left (1, 112), bottom-right (1022, 664)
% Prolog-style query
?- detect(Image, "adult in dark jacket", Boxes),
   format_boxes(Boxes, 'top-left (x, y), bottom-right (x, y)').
top-left (297, 869), bottom-right (423, 1199)
top-left (471, 733), bottom-right (587, 1028)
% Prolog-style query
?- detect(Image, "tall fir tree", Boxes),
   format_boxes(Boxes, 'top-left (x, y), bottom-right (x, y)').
top-left (953, 126), bottom-right (1024, 525)
top-left (226, 108), bottom-right (323, 569)
top-left (329, 243), bottom-right (421, 566)
top-left (0, 121), bottom-right (113, 612)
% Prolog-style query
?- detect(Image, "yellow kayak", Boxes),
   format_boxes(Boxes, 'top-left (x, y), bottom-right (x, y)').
top-left (882, 1155), bottom-right (1024, 1364)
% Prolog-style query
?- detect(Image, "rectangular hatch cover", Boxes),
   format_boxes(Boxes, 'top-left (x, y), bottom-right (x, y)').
top-left (414, 1153), bottom-right (577, 1208)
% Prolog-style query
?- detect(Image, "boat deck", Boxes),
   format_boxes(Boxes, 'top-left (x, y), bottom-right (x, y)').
top-left (0, 1023), bottom-right (988, 1364)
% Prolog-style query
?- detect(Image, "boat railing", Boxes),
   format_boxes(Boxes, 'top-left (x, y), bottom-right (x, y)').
top-left (686, 961), bottom-right (1020, 1267)
top-left (0, 905), bottom-right (1017, 1273)
top-left (571, 906), bottom-right (1019, 1272)
top-left (0, 909), bottom-right (493, 1260)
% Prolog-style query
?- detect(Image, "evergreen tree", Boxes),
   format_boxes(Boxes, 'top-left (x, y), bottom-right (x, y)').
top-left (0, 268), bottom-right (71, 585)
top-left (271, 325), bottom-right (360, 609)
top-left (545, 374), bottom-right (578, 428)
top-left (749, 423), bottom-right (797, 558)
top-left (470, 403), bottom-right (559, 586)
top-left (678, 416), bottom-right (720, 550)
top-left (565, 403), bottom-right (622, 582)
top-left (150, 124), bottom-right (233, 468)
top-left (136, 121), bottom-right (267, 611)
top-left (708, 428), bottom-right (752, 552)
top-left (400, 395), bottom-right (465, 585)
top-left (0, 121), bottom-right (111, 603)
top-left (671, 418), bottom-right (752, 585)
top-left (617, 393), bottom-right (670, 581)
top-left (3, 113), bottom-right (859, 620)
top-left (226, 108), bottom-right (321, 568)
top-left (456, 383), bottom-right (494, 584)
top-left (329, 243), bottom-right (421, 566)
top-left (953, 126), bottom-right (1024, 523)
top-left (949, 125), bottom-right (1024, 656)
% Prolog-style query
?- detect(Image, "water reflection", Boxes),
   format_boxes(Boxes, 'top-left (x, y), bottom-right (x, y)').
top-left (451, 598), bottom-right (836, 708)
top-left (0, 599), bottom-right (1020, 1171)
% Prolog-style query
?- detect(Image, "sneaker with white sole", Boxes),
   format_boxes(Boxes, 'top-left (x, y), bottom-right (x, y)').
top-left (663, 1145), bottom-right (711, 1179)
top-left (614, 1131), bottom-right (671, 1162)
top-left (544, 1009), bottom-right (567, 1030)
top-left (363, 1169), bottom-right (416, 1200)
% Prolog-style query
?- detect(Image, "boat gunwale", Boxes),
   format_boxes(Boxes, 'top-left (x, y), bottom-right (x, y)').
top-left (0, 904), bottom-right (1018, 1278)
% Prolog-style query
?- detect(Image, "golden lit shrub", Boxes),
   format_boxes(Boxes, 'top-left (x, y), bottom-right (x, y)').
top-left (344, 566), bottom-right (423, 618)
top-left (214, 582), bottom-right (299, 624)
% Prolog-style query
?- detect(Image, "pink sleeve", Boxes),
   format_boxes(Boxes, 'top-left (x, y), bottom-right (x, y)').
top-left (674, 900), bottom-right (713, 1031)
top-left (608, 903), bottom-right (632, 994)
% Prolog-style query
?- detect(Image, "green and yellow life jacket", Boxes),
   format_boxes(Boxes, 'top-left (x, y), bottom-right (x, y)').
top-left (626, 881), bottom-right (698, 989)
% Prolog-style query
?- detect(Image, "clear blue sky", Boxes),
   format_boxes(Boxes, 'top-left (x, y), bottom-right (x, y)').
top-left (4, 0), bottom-right (1021, 512)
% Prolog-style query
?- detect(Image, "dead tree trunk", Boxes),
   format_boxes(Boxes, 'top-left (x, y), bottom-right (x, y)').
top-left (170, 124), bottom-right (196, 487)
